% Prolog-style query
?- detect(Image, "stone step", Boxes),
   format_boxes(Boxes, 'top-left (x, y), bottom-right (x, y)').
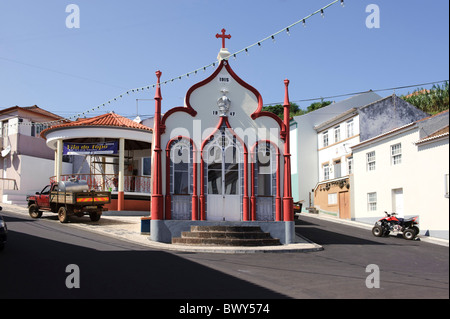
top-left (191, 225), bottom-right (263, 233)
top-left (181, 231), bottom-right (272, 239)
top-left (172, 225), bottom-right (281, 247)
top-left (172, 237), bottom-right (281, 247)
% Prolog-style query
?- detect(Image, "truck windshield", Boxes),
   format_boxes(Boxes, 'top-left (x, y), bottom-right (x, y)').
top-left (41, 185), bottom-right (51, 195)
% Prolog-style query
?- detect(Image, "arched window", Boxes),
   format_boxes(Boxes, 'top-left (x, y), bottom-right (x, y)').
top-left (255, 142), bottom-right (277, 221)
top-left (169, 139), bottom-right (193, 220)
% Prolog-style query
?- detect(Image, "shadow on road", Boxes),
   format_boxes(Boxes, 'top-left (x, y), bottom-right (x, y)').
top-left (1, 227), bottom-right (289, 299)
top-left (295, 218), bottom-right (384, 246)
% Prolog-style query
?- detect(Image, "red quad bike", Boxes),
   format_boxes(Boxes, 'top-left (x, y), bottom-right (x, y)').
top-left (372, 211), bottom-right (420, 240)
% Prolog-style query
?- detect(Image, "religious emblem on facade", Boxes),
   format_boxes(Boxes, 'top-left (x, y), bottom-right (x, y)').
top-left (217, 89), bottom-right (231, 117)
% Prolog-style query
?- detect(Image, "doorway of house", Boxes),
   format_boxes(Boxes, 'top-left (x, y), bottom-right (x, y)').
top-left (339, 191), bottom-right (350, 219)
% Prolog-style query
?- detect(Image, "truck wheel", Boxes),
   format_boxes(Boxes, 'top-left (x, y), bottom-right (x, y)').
top-left (28, 204), bottom-right (42, 219)
top-left (58, 206), bottom-right (69, 223)
top-left (89, 211), bottom-right (101, 222)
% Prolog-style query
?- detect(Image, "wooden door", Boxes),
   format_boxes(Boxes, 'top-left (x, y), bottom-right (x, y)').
top-left (339, 191), bottom-right (350, 219)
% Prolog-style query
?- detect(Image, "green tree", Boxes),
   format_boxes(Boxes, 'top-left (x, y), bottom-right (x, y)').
top-left (262, 99), bottom-right (331, 119)
top-left (262, 102), bottom-right (303, 119)
top-left (305, 99), bottom-right (332, 113)
top-left (401, 82), bottom-right (449, 114)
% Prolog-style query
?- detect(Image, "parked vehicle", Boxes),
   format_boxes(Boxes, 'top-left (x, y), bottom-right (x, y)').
top-left (27, 180), bottom-right (111, 223)
top-left (372, 211), bottom-right (420, 240)
top-left (0, 207), bottom-right (7, 251)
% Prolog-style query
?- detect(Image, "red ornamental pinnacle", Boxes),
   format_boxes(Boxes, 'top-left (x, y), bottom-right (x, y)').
top-left (216, 28), bottom-right (231, 49)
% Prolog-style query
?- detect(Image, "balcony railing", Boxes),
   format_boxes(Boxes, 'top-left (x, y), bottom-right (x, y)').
top-left (50, 174), bottom-right (151, 194)
top-left (0, 178), bottom-right (18, 191)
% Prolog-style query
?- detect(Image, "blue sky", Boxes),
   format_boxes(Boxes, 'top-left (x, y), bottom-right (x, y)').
top-left (0, 0), bottom-right (448, 120)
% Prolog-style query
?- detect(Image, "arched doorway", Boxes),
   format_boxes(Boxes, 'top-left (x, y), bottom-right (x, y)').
top-left (203, 126), bottom-right (243, 221)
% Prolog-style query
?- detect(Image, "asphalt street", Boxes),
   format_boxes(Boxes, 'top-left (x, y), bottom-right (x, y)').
top-left (0, 208), bottom-right (448, 301)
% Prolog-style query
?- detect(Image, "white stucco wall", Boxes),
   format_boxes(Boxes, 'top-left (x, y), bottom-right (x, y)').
top-left (352, 125), bottom-right (449, 239)
top-left (290, 92), bottom-right (382, 206)
top-left (19, 154), bottom-right (72, 192)
top-left (161, 61), bottom-right (285, 198)
top-left (317, 115), bottom-right (360, 181)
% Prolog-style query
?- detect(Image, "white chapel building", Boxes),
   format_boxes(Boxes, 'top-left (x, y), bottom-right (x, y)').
top-left (147, 30), bottom-right (296, 244)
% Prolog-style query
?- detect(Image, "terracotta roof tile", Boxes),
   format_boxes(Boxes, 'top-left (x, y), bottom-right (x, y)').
top-left (41, 112), bottom-right (152, 138)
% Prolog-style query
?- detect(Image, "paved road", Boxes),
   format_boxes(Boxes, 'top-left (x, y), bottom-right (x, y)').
top-left (0, 210), bottom-right (448, 301)
top-left (177, 215), bottom-right (448, 299)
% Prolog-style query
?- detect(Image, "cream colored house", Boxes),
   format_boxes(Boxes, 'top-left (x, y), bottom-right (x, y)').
top-left (312, 95), bottom-right (428, 219)
top-left (351, 110), bottom-right (449, 239)
top-left (0, 105), bottom-right (71, 205)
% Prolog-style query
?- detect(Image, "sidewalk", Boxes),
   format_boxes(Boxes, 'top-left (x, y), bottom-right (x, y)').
top-left (0, 203), bottom-right (323, 254)
top-left (3, 203), bottom-right (446, 252)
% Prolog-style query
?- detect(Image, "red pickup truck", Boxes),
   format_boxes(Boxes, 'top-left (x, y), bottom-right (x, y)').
top-left (27, 180), bottom-right (111, 223)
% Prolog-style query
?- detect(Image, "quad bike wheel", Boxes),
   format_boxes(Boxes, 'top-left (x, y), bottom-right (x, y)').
top-left (372, 225), bottom-right (384, 237)
top-left (403, 228), bottom-right (417, 240)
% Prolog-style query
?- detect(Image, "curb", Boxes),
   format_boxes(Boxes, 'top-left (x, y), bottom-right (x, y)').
top-left (0, 203), bottom-right (324, 254)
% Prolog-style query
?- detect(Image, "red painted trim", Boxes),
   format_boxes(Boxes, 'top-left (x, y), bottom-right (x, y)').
top-left (105, 198), bottom-right (151, 212)
top-left (283, 79), bottom-right (293, 222)
top-left (118, 191), bottom-right (125, 211)
top-left (161, 106), bottom-right (197, 134)
top-left (151, 71), bottom-right (164, 221)
top-left (252, 111), bottom-right (287, 140)
top-left (185, 61), bottom-right (226, 112)
top-left (250, 140), bottom-right (282, 221)
top-left (164, 148), bottom-right (171, 220)
top-left (165, 136), bottom-right (198, 221)
top-left (184, 60), bottom-right (284, 137)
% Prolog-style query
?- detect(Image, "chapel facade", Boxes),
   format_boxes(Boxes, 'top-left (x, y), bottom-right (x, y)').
top-left (149, 30), bottom-right (295, 244)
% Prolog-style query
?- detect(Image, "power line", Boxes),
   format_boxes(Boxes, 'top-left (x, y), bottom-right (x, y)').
top-left (9, 0), bottom-right (345, 128)
top-left (264, 80), bottom-right (450, 106)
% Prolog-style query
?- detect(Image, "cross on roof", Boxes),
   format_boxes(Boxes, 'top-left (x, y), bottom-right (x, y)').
top-left (216, 28), bottom-right (231, 49)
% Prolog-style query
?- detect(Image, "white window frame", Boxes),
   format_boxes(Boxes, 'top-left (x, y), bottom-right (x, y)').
top-left (367, 151), bottom-right (376, 171)
top-left (346, 119), bottom-right (354, 138)
top-left (391, 143), bottom-right (402, 165)
top-left (328, 193), bottom-right (338, 205)
top-left (368, 192), bottom-right (377, 211)
top-left (445, 174), bottom-right (449, 198)
top-left (323, 164), bottom-right (330, 181)
top-left (347, 156), bottom-right (353, 175)
top-left (334, 126), bottom-right (341, 143)
top-left (323, 131), bottom-right (329, 147)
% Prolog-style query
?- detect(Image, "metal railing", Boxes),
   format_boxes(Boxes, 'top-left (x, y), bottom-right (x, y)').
top-left (0, 178), bottom-right (18, 190)
top-left (50, 174), bottom-right (151, 194)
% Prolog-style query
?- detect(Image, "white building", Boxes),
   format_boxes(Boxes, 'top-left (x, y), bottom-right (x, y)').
top-left (290, 91), bottom-right (383, 209)
top-left (0, 105), bottom-right (71, 205)
top-left (352, 110), bottom-right (449, 239)
top-left (312, 108), bottom-right (361, 218)
top-left (311, 95), bottom-right (429, 218)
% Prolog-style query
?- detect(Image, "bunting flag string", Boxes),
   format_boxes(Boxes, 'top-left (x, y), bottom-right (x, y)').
top-left (14, 0), bottom-right (344, 128)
